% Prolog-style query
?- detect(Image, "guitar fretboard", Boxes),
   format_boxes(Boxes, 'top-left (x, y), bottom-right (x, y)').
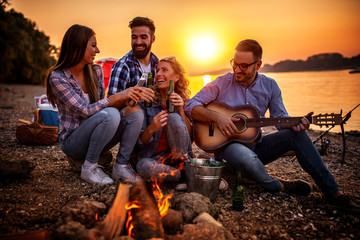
top-left (245, 117), bottom-right (309, 128)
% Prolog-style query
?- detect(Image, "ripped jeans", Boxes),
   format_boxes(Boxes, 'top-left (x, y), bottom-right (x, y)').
top-left (136, 113), bottom-right (192, 182)
top-left (60, 107), bottom-right (144, 165)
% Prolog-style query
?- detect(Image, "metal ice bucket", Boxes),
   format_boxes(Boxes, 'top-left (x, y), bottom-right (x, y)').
top-left (185, 158), bottom-right (225, 201)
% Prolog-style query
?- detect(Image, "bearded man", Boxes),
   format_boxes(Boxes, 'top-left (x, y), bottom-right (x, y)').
top-left (108, 16), bottom-right (158, 95)
top-left (106, 17), bottom-right (157, 182)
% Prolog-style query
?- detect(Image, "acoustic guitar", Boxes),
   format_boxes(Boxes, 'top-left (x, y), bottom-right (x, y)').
top-left (193, 101), bottom-right (342, 151)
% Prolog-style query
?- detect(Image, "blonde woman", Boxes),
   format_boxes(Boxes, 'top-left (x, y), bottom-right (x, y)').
top-left (136, 57), bottom-right (192, 183)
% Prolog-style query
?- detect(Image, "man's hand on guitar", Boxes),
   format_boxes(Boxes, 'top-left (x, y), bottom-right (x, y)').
top-left (214, 113), bottom-right (239, 136)
top-left (292, 112), bottom-right (313, 132)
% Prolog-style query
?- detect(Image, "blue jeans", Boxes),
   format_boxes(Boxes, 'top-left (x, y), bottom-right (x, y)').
top-left (220, 129), bottom-right (339, 196)
top-left (60, 107), bottom-right (144, 165)
top-left (137, 113), bottom-right (192, 181)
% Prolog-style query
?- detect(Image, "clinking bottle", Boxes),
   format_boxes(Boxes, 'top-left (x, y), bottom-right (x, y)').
top-left (166, 80), bottom-right (175, 113)
top-left (232, 171), bottom-right (244, 211)
top-left (145, 72), bottom-right (153, 108)
top-left (126, 74), bottom-right (146, 107)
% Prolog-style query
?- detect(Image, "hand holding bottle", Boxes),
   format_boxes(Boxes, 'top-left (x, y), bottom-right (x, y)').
top-left (166, 80), bottom-right (175, 112)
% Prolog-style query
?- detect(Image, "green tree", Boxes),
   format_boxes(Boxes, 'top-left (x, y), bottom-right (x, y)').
top-left (0, 0), bottom-right (57, 84)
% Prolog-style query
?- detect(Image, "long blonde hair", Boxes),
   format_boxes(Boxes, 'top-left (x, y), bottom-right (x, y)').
top-left (155, 57), bottom-right (190, 102)
top-left (46, 24), bottom-right (100, 107)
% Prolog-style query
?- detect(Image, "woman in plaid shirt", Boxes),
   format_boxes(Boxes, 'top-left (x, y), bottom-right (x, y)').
top-left (46, 24), bottom-right (154, 185)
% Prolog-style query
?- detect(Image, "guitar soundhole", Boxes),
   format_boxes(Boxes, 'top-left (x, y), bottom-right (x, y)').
top-left (232, 113), bottom-right (247, 133)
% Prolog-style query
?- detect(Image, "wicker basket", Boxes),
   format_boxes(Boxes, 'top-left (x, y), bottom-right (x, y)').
top-left (16, 109), bottom-right (58, 145)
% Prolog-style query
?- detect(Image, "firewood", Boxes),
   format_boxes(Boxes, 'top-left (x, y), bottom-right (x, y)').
top-left (87, 183), bottom-right (131, 240)
top-left (129, 180), bottom-right (165, 240)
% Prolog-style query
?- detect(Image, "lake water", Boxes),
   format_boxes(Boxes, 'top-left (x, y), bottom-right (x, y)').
top-left (188, 70), bottom-right (360, 133)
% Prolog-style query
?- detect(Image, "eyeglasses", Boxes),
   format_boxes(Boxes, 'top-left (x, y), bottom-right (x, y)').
top-left (230, 59), bottom-right (257, 71)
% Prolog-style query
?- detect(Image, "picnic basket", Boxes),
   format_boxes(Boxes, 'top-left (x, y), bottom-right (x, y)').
top-left (16, 109), bottom-right (58, 145)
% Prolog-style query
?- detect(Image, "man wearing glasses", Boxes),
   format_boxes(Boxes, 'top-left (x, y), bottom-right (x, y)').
top-left (185, 39), bottom-right (359, 212)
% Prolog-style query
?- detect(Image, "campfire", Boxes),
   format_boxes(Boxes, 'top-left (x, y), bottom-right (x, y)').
top-left (38, 153), bottom-right (234, 240)
top-left (85, 180), bottom-right (170, 240)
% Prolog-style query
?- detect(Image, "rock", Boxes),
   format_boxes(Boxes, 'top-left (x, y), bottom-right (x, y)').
top-left (0, 159), bottom-right (36, 179)
top-left (162, 208), bottom-right (183, 234)
top-left (55, 221), bottom-right (87, 240)
top-left (166, 222), bottom-right (235, 240)
top-left (193, 212), bottom-right (223, 228)
top-left (171, 192), bottom-right (216, 222)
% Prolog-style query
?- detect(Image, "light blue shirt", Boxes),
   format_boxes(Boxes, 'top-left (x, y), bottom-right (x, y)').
top-left (185, 72), bottom-right (289, 119)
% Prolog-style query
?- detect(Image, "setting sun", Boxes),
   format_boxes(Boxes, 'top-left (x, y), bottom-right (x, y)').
top-left (187, 34), bottom-right (220, 63)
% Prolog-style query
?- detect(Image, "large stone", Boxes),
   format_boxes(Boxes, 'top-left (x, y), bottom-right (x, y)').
top-left (166, 222), bottom-right (235, 240)
top-left (0, 159), bottom-right (35, 179)
top-left (171, 192), bottom-right (216, 223)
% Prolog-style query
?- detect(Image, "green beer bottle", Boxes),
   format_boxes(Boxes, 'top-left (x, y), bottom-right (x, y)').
top-left (145, 73), bottom-right (153, 107)
top-left (166, 80), bottom-right (175, 113)
top-left (232, 171), bottom-right (244, 211)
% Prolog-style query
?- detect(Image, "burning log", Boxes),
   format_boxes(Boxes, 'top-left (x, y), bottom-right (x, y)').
top-left (128, 180), bottom-right (165, 240)
top-left (87, 183), bottom-right (131, 240)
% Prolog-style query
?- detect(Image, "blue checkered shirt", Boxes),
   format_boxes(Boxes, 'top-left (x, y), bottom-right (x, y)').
top-left (48, 65), bottom-right (110, 140)
top-left (107, 50), bottom-right (159, 95)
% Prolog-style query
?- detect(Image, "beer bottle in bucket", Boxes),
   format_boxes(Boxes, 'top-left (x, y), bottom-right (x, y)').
top-left (167, 80), bottom-right (175, 113)
top-left (232, 171), bottom-right (244, 211)
top-left (145, 72), bottom-right (153, 107)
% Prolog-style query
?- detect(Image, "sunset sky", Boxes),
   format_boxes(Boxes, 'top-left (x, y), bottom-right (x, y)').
top-left (9, 0), bottom-right (360, 76)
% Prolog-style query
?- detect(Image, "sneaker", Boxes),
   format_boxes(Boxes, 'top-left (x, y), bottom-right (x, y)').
top-left (326, 194), bottom-right (360, 213)
top-left (81, 164), bottom-right (114, 185)
top-left (112, 164), bottom-right (143, 183)
top-left (219, 178), bottom-right (229, 191)
top-left (279, 179), bottom-right (312, 196)
top-left (175, 183), bottom-right (187, 191)
top-left (174, 178), bottom-right (228, 191)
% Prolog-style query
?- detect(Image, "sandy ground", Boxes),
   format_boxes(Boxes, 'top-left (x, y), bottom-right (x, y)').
top-left (0, 83), bottom-right (360, 239)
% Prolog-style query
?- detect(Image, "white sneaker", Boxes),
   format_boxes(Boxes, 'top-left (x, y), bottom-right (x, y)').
top-left (112, 164), bottom-right (143, 183)
top-left (219, 178), bottom-right (229, 191)
top-left (175, 183), bottom-right (187, 191)
top-left (81, 164), bottom-right (114, 185)
top-left (175, 178), bottom-right (228, 191)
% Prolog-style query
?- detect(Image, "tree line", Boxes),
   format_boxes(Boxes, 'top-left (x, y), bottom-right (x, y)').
top-left (0, 0), bottom-right (57, 85)
top-left (261, 53), bottom-right (360, 73)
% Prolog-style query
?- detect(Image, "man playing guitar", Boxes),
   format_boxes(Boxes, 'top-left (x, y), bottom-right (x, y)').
top-left (184, 39), bottom-right (359, 213)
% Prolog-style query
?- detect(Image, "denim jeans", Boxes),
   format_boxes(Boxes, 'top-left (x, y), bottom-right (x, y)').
top-left (60, 107), bottom-right (144, 165)
top-left (137, 113), bottom-right (192, 181)
top-left (219, 129), bottom-right (339, 196)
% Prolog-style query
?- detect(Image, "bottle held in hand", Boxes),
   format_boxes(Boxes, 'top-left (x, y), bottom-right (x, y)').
top-left (145, 72), bottom-right (153, 108)
top-left (166, 79), bottom-right (175, 113)
top-left (232, 171), bottom-right (244, 211)
top-left (126, 74), bottom-right (146, 107)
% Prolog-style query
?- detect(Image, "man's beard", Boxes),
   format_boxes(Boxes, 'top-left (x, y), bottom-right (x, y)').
top-left (132, 42), bottom-right (152, 59)
top-left (234, 69), bottom-right (256, 83)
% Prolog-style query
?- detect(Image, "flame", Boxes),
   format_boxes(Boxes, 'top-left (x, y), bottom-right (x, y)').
top-left (125, 151), bottom-right (185, 236)
top-left (94, 212), bottom-right (102, 221)
top-left (152, 179), bottom-right (172, 217)
top-left (125, 201), bottom-right (141, 237)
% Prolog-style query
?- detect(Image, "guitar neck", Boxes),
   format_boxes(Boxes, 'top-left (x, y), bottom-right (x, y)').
top-left (245, 116), bottom-right (310, 128)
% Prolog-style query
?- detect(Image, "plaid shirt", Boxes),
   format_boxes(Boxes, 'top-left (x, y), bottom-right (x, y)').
top-left (49, 65), bottom-right (110, 140)
top-left (107, 50), bottom-right (159, 95)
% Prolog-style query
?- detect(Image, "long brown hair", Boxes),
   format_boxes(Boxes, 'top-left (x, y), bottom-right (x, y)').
top-left (155, 57), bottom-right (190, 103)
top-left (46, 24), bottom-right (100, 107)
